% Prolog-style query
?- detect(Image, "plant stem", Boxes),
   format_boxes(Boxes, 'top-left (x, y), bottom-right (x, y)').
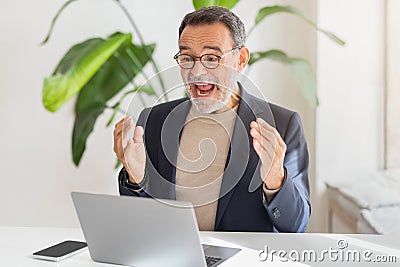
top-left (121, 83), bottom-right (147, 108)
top-left (114, 0), bottom-right (169, 101)
top-left (108, 83), bottom-right (148, 115)
top-left (106, 104), bottom-right (125, 114)
top-left (130, 82), bottom-right (147, 108)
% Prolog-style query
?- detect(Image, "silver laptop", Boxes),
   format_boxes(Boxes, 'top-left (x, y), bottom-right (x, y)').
top-left (71, 192), bottom-right (240, 267)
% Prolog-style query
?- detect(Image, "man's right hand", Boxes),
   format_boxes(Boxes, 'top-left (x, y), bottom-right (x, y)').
top-left (113, 116), bottom-right (146, 184)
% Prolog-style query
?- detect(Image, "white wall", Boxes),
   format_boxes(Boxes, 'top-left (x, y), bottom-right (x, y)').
top-left (0, 0), bottom-right (317, 227)
top-left (314, 0), bottom-right (385, 232)
top-left (386, 0), bottom-right (400, 168)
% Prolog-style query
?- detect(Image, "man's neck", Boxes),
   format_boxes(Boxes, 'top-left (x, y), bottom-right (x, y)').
top-left (212, 85), bottom-right (241, 114)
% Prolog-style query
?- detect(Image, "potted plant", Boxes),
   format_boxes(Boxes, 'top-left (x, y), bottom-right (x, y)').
top-left (41, 0), bottom-right (344, 167)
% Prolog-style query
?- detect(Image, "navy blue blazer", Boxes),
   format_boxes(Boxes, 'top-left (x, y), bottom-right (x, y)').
top-left (119, 87), bottom-right (310, 232)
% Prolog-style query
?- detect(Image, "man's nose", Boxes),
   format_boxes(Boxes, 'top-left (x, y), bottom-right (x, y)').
top-left (190, 60), bottom-right (208, 77)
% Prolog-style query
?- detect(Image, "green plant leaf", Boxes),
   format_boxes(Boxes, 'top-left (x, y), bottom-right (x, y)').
top-left (106, 103), bottom-right (121, 128)
top-left (105, 85), bottom-right (155, 127)
top-left (125, 85), bottom-right (156, 97)
top-left (72, 104), bottom-right (105, 166)
top-left (193, 0), bottom-right (240, 10)
top-left (249, 50), bottom-right (318, 106)
top-left (74, 42), bottom-right (156, 112)
top-left (252, 5), bottom-right (345, 46)
top-left (115, 157), bottom-right (122, 169)
top-left (72, 38), bottom-right (156, 166)
top-left (40, 0), bottom-right (78, 45)
top-left (43, 33), bottom-right (132, 112)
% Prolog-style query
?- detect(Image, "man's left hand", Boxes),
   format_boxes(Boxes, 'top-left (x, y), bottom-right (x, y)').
top-left (250, 118), bottom-right (286, 190)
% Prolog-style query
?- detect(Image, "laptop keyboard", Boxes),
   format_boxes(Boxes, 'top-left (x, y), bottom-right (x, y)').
top-left (205, 256), bottom-right (222, 267)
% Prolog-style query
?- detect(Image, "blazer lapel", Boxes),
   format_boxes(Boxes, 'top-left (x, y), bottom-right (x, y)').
top-left (157, 98), bottom-right (191, 200)
top-left (215, 88), bottom-right (260, 228)
top-left (247, 94), bottom-right (275, 194)
top-left (214, 85), bottom-right (276, 229)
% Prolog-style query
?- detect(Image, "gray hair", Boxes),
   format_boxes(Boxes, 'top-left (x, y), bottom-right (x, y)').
top-left (178, 6), bottom-right (246, 48)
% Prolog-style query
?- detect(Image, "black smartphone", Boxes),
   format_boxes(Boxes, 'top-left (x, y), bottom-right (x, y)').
top-left (32, 240), bottom-right (87, 262)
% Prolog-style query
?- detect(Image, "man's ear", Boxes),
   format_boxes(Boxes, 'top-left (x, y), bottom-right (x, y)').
top-left (237, 46), bottom-right (250, 72)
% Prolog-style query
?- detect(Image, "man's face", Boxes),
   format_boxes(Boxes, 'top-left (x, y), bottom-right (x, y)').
top-left (178, 23), bottom-right (241, 113)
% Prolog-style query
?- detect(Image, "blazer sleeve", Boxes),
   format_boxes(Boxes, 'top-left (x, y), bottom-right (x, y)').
top-left (118, 167), bottom-right (150, 197)
top-left (263, 112), bottom-right (311, 232)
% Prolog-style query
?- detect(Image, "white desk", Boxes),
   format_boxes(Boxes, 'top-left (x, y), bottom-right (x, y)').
top-left (1, 227), bottom-right (399, 266)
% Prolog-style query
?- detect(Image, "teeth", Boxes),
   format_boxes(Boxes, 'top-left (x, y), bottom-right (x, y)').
top-left (196, 89), bottom-right (210, 96)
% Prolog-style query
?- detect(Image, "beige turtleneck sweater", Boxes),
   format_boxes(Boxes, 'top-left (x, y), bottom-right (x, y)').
top-left (175, 104), bottom-right (281, 231)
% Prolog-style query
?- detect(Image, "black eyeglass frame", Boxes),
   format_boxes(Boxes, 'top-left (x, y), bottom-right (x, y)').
top-left (173, 46), bottom-right (243, 69)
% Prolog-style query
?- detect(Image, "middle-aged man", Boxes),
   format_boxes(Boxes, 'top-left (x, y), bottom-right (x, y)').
top-left (113, 6), bottom-right (310, 232)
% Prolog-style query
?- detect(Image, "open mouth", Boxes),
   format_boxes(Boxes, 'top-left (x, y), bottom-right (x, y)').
top-left (191, 83), bottom-right (216, 97)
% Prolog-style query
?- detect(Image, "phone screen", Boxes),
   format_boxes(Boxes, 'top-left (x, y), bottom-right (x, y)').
top-left (33, 240), bottom-right (87, 258)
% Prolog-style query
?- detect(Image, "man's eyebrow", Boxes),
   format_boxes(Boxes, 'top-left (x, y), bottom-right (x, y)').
top-left (178, 45), bottom-right (223, 53)
top-left (179, 45), bottom-right (191, 51)
top-left (202, 46), bottom-right (223, 53)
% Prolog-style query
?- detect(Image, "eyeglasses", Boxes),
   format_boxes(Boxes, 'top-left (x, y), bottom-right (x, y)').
top-left (173, 46), bottom-right (242, 69)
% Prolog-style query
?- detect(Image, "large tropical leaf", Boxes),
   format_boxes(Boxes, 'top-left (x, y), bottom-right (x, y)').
top-left (72, 104), bottom-right (105, 166)
top-left (252, 5), bottom-right (345, 45)
top-left (193, 0), bottom-right (240, 10)
top-left (249, 50), bottom-right (318, 106)
top-left (74, 41), bottom-right (156, 112)
top-left (43, 33), bottom-right (132, 112)
top-left (72, 39), bottom-right (156, 166)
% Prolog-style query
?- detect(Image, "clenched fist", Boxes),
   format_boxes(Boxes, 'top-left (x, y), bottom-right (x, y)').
top-left (113, 116), bottom-right (146, 184)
